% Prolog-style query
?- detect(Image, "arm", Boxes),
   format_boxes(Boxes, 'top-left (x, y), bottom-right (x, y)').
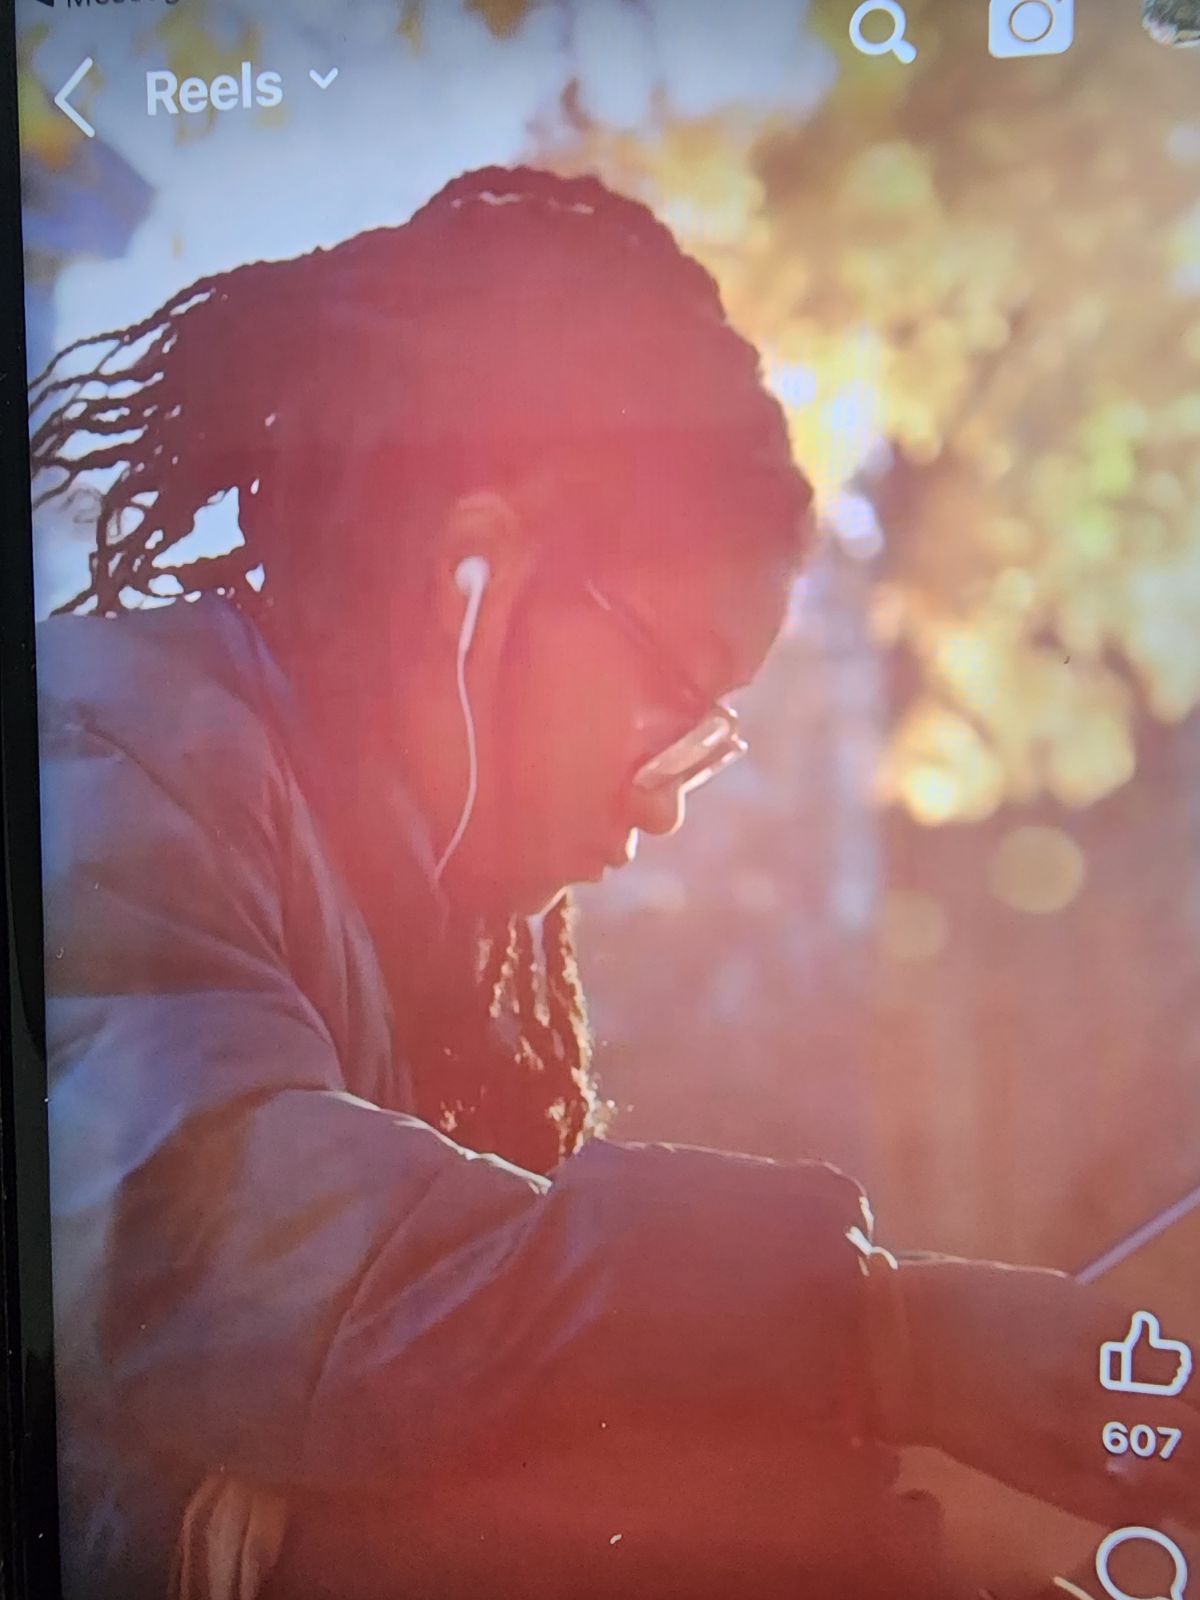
top-left (97, 1083), bottom-right (874, 1489)
top-left (39, 635), bottom-right (876, 1493)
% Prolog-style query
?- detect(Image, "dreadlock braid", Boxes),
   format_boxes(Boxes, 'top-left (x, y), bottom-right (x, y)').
top-left (31, 164), bottom-right (812, 1176)
top-left (406, 896), bottom-right (599, 1177)
top-left (541, 892), bottom-right (596, 1151)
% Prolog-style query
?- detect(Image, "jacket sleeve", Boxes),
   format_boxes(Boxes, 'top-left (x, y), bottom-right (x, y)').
top-left (41, 659), bottom-right (875, 1496)
top-left (106, 1096), bottom-right (874, 1489)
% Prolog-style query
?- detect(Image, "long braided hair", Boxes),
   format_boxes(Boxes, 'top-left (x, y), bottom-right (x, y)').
top-left (29, 165), bottom-right (812, 1176)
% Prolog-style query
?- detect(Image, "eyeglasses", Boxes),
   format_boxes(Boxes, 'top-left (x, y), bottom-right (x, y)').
top-left (583, 580), bottom-right (747, 798)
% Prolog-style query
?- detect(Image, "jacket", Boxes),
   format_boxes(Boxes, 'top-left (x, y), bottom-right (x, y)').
top-left (38, 598), bottom-right (917, 1599)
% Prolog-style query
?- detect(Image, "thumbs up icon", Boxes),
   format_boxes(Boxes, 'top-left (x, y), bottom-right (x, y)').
top-left (1100, 1311), bottom-right (1194, 1397)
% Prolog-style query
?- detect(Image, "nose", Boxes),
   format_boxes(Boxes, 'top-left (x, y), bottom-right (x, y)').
top-left (629, 782), bottom-right (688, 838)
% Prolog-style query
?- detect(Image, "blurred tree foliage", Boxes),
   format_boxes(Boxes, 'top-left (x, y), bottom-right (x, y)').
top-left (542, 0), bottom-right (1200, 826)
top-left (43, 0), bottom-right (1200, 829)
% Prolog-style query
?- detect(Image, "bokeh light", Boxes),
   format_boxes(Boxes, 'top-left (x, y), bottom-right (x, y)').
top-left (987, 826), bottom-right (1087, 916)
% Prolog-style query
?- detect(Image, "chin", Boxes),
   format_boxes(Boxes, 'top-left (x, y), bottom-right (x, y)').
top-left (521, 881), bottom-right (572, 918)
top-left (481, 856), bottom-right (591, 920)
top-left (476, 872), bottom-right (567, 921)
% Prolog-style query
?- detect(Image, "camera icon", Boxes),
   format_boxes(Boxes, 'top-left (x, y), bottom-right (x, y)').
top-left (989, 0), bottom-right (1074, 57)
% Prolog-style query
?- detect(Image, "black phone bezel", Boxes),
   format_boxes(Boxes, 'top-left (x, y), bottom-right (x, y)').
top-left (0, 4), bottom-right (63, 1597)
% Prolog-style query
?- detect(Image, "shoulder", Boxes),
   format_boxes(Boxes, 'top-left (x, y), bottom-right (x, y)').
top-left (38, 597), bottom-right (289, 780)
top-left (37, 599), bottom-right (298, 915)
top-left (37, 598), bottom-right (301, 843)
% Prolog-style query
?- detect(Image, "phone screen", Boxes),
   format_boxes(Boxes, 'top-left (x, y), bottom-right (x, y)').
top-left (9, 1), bottom-right (1200, 1597)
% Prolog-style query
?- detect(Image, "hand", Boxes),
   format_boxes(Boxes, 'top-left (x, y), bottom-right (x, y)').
top-left (895, 1257), bottom-right (1200, 1529)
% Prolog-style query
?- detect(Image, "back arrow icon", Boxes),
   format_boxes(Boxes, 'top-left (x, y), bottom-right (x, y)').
top-left (55, 58), bottom-right (96, 139)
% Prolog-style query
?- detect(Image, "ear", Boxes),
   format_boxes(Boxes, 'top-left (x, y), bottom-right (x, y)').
top-left (431, 489), bottom-right (539, 649)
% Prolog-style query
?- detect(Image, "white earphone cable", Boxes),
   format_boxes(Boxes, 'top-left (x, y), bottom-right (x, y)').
top-left (433, 623), bottom-right (479, 882)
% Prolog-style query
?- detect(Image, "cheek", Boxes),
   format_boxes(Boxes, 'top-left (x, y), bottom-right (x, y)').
top-left (503, 614), bottom-right (635, 829)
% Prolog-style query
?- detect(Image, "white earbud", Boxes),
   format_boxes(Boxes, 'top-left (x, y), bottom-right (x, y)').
top-left (434, 555), bottom-right (491, 883)
top-left (454, 554), bottom-right (491, 654)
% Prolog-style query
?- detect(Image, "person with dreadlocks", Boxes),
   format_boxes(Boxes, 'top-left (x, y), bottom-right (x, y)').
top-left (32, 166), bottom-right (1199, 1600)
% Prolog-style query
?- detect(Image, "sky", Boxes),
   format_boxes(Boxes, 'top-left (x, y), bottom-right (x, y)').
top-left (24, 0), bottom-right (835, 351)
top-left (21, 0), bottom-right (841, 611)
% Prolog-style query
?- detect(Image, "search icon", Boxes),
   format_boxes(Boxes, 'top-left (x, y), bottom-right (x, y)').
top-left (849, 0), bottom-right (918, 63)
top-left (1095, 1527), bottom-right (1189, 1600)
